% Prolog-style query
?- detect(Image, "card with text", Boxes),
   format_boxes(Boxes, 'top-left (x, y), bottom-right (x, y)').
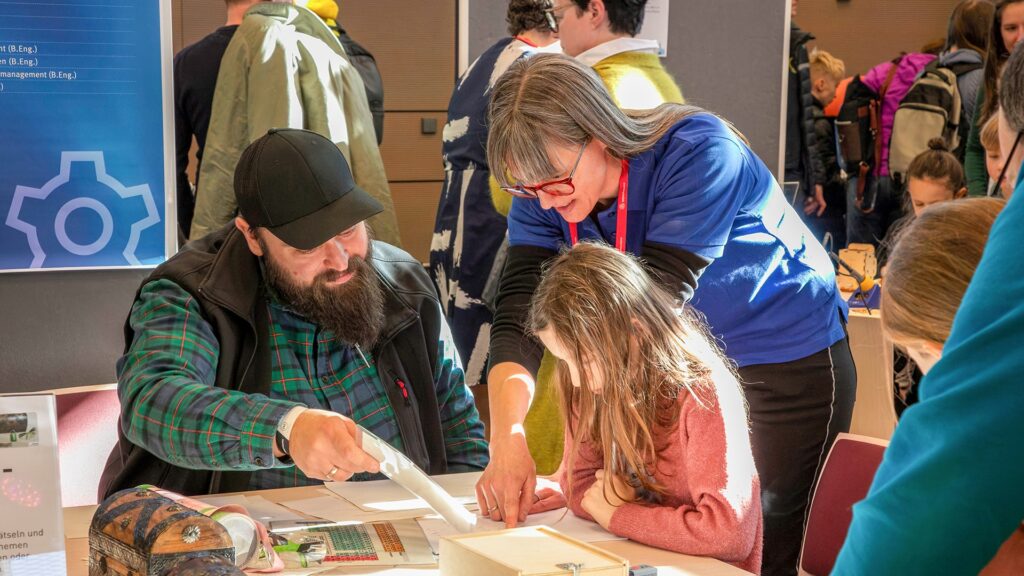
top-left (0, 394), bottom-right (66, 576)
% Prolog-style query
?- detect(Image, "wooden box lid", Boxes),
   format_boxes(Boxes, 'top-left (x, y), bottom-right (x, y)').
top-left (439, 525), bottom-right (628, 576)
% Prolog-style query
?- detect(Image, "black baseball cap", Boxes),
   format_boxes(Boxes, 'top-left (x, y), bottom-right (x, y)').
top-left (234, 128), bottom-right (384, 250)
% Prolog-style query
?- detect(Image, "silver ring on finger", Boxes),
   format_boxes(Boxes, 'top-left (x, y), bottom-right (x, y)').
top-left (326, 465), bottom-right (339, 481)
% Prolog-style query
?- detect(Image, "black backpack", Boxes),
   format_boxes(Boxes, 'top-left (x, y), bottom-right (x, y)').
top-left (835, 60), bottom-right (899, 212)
top-left (335, 24), bottom-right (385, 145)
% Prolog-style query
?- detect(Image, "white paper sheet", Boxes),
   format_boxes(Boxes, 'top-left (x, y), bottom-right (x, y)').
top-left (357, 427), bottom-right (477, 532)
top-left (416, 508), bottom-right (624, 554)
top-left (278, 492), bottom-right (437, 525)
top-left (324, 471), bottom-right (480, 514)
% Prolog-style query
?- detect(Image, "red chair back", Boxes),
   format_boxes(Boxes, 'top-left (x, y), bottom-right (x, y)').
top-left (799, 433), bottom-right (889, 576)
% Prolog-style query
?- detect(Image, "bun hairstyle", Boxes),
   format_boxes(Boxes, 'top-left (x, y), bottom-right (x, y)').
top-left (906, 138), bottom-right (966, 192)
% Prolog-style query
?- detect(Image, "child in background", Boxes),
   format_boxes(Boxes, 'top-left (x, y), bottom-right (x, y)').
top-left (806, 48), bottom-right (848, 247)
top-left (905, 139), bottom-right (968, 215)
top-left (980, 112), bottom-right (1014, 197)
top-left (526, 243), bottom-right (762, 574)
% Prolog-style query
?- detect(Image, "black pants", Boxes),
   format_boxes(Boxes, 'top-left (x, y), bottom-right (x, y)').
top-left (738, 335), bottom-right (857, 576)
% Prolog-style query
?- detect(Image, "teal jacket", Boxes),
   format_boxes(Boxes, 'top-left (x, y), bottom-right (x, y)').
top-left (833, 172), bottom-right (1024, 573)
top-left (191, 3), bottom-right (400, 246)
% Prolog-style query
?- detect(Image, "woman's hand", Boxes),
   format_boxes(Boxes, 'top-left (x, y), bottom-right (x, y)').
top-left (580, 470), bottom-right (637, 530)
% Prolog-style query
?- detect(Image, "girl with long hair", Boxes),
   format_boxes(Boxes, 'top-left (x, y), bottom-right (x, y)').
top-left (528, 242), bottom-right (762, 574)
top-left (476, 53), bottom-right (853, 576)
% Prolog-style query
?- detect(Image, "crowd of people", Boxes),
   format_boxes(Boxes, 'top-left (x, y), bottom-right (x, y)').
top-left (96, 1), bottom-right (1024, 575)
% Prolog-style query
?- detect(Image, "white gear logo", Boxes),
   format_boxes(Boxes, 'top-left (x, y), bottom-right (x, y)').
top-left (6, 151), bottom-right (160, 268)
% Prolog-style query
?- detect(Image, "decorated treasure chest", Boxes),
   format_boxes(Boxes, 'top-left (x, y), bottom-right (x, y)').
top-left (89, 488), bottom-right (243, 576)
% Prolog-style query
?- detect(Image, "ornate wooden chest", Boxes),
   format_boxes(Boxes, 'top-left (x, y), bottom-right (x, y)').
top-left (89, 488), bottom-right (242, 576)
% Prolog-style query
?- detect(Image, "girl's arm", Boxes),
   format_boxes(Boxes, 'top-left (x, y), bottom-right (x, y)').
top-left (607, 392), bottom-right (761, 563)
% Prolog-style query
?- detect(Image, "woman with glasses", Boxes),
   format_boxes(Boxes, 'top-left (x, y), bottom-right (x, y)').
top-left (476, 53), bottom-right (854, 576)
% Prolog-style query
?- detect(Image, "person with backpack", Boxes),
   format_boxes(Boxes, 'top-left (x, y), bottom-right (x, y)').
top-left (303, 0), bottom-right (387, 145)
top-left (965, 0), bottom-right (1024, 196)
top-left (837, 52), bottom-right (935, 247)
top-left (888, 1), bottom-right (992, 185)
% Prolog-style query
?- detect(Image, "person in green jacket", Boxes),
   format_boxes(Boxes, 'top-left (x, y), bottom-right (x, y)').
top-left (963, 0), bottom-right (1024, 196)
top-left (832, 41), bottom-right (1024, 574)
top-left (191, 2), bottom-right (401, 246)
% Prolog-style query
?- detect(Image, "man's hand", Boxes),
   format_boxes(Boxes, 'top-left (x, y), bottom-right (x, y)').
top-left (580, 470), bottom-right (636, 530)
top-left (287, 409), bottom-right (380, 481)
top-left (804, 184), bottom-right (827, 217)
top-left (475, 432), bottom-right (536, 528)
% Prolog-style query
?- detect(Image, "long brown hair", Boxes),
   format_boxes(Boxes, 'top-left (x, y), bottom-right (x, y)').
top-left (982, 1), bottom-right (1024, 122)
top-left (487, 53), bottom-right (745, 187)
top-left (528, 243), bottom-right (744, 500)
top-left (883, 197), bottom-right (1006, 346)
top-left (948, 0), bottom-right (996, 55)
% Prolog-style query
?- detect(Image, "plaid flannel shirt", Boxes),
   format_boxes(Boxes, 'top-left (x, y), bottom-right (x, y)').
top-left (117, 279), bottom-right (488, 490)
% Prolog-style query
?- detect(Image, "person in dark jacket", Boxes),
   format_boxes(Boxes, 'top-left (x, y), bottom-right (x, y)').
top-left (785, 0), bottom-right (827, 219)
top-left (99, 129), bottom-right (487, 499)
top-left (806, 47), bottom-right (848, 249)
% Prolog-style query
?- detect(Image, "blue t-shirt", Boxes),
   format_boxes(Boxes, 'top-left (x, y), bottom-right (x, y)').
top-left (508, 113), bottom-right (846, 367)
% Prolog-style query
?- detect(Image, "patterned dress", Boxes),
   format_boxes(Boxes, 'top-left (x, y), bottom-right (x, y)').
top-left (429, 37), bottom-right (555, 385)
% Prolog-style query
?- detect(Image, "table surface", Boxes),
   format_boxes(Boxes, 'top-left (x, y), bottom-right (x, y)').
top-left (63, 485), bottom-right (753, 576)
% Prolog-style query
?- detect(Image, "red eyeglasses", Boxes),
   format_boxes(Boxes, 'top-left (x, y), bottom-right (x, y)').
top-left (501, 140), bottom-right (588, 199)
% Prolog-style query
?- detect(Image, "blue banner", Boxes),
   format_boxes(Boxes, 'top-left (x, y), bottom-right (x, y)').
top-left (0, 0), bottom-right (172, 271)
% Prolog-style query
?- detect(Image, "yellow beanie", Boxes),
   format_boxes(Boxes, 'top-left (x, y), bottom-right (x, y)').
top-left (302, 0), bottom-right (338, 29)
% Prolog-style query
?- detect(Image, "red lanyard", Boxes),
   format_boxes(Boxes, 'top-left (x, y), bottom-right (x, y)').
top-left (569, 159), bottom-right (630, 252)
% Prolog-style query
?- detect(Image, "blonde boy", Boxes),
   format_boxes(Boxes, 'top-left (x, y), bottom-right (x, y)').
top-left (809, 48), bottom-right (845, 106)
top-left (980, 112), bottom-right (1012, 197)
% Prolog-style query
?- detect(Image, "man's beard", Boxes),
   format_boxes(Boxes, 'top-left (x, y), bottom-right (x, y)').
top-left (261, 243), bottom-right (386, 349)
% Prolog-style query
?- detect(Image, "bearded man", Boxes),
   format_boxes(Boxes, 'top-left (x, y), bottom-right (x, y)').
top-left (99, 128), bottom-right (487, 498)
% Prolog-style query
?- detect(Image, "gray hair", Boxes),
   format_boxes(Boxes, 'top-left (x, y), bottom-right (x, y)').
top-left (1001, 40), bottom-right (1024, 132)
top-left (486, 53), bottom-right (744, 187)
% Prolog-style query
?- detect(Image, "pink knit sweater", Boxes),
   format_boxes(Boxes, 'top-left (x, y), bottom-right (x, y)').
top-left (559, 383), bottom-right (763, 574)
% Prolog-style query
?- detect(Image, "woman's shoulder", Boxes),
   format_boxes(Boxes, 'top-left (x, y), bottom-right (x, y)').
top-left (661, 112), bottom-right (745, 151)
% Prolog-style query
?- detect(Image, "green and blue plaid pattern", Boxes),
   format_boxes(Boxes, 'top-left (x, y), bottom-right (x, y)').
top-left (117, 279), bottom-right (488, 490)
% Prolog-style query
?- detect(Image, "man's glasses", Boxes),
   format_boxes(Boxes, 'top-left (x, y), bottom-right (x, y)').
top-left (501, 140), bottom-right (588, 199)
top-left (544, 2), bottom-right (570, 33)
top-left (994, 130), bottom-right (1024, 197)
top-left (543, 8), bottom-right (559, 33)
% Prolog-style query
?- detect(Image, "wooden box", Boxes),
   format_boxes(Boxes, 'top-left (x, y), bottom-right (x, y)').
top-left (837, 244), bottom-right (878, 292)
top-left (89, 488), bottom-right (241, 576)
top-left (439, 526), bottom-right (628, 576)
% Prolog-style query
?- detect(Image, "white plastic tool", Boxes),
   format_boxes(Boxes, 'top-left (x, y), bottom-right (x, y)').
top-left (359, 426), bottom-right (478, 533)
